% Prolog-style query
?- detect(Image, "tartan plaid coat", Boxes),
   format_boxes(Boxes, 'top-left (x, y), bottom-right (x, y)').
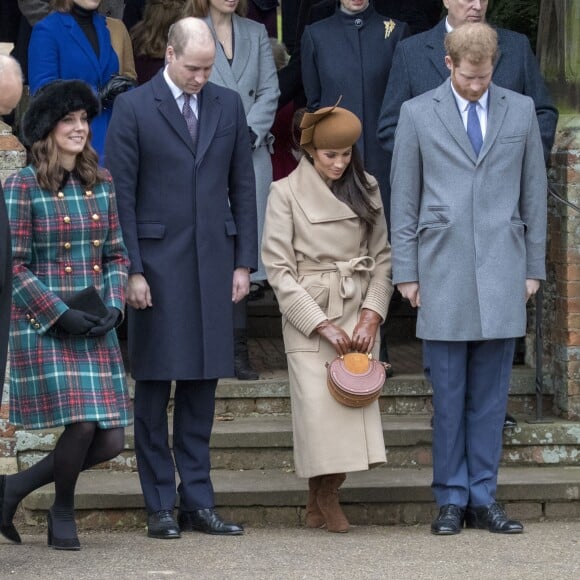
top-left (4, 166), bottom-right (132, 429)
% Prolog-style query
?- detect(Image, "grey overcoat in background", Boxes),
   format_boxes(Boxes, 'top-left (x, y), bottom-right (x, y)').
top-left (204, 14), bottom-right (280, 281)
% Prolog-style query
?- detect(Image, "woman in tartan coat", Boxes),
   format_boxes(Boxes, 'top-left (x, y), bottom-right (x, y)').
top-left (0, 80), bottom-right (131, 551)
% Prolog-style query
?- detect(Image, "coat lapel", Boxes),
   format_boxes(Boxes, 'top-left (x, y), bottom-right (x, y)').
top-left (230, 14), bottom-right (251, 83)
top-left (425, 21), bottom-right (449, 84)
top-left (62, 14), bottom-right (102, 81)
top-left (203, 16), bottom-right (238, 90)
top-left (152, 72), bottom-right (196, 155)
top-left (289, 158), bottom-right (358, 223)
top-left (433, 81), bottom-right (478, 164)
top-left (478, 83), bottom-right (508, 163)
top-left (195, 85), bottom-right (221, 166)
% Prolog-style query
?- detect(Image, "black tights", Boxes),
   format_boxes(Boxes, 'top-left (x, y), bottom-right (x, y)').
top-left (2, 423), bottom-right (124, 523)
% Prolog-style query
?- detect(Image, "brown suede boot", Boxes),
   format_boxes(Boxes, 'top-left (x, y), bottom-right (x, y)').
top-left (316, 473), bottom-right (349, 533)
top-left (305, 476), bottom-right (325, 528)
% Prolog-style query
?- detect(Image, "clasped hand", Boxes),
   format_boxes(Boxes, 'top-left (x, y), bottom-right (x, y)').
top-left (57, 307), bottom-right (120, 337)
top-left (316, 309), bottom-right (382, 356)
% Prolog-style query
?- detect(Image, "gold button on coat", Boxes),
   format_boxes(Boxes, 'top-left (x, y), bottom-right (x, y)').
top-left (93, 265), bottom-right (101, 272)
top-left (63, 216), bottom-right (71, 223)
top-left (93, 240), bottom-right (100, 247)
top-left (64, 266), bottom-right (72, 273)
top-left (57, 192), bottom-right (64, 198)
top-left (34, 323), bottom-right (41, 329)
top-left (63, 242), bottom-right (72, 250)
top-left (92, 214), bottom-right (100, 221)
top-left (86, 190), bottom-right (93, 197)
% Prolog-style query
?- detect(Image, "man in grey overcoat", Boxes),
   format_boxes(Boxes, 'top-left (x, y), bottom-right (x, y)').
top-left (378, 0), bottom-right (558, 428)
top-left (105, 18), bottom-right (257, 540)
top-left (390, 22), bottom-right (547, 536)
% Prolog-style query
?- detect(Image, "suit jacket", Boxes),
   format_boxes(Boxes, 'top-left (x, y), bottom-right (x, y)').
top-left (0, 183), bottom-right (11, 391)
top-left (390, 81), bottom-right (547, 341)
top-left (28, 11), bottom-right (120, 160)
top-left (301, 5), bottom-right (409, 213)
top-left (377, 19), bottom-right (558, 176)
top-left (105, 72), bottom-right (258, 380)
top-left (204, 13), bottom-right (279, 280)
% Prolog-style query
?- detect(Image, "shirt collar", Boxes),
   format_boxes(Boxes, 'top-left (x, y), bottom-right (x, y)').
top-left (163, 66), bottom-right (196, 104)
top-left (449, 80), bottom-right (489, 114)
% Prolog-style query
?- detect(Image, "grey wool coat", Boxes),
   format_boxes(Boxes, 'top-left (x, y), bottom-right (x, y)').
top-left (390, 81), bottom-right (547, 341)
top-left (262, 158), bottom-right (393, 477)
top-left (204, 14), bottom-right (280, 281)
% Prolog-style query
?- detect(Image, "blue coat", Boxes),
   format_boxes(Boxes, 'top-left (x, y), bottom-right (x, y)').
top-left (28, 11), bottom-right (119, 161)
top-left (0, 183), bottom-right (11, 392)
top-left (377, 19), bottom-right (559, 201)
top-left (301, 5), bottom-right (409, 214)
top-left (105, 72), bottom-right (258, 380)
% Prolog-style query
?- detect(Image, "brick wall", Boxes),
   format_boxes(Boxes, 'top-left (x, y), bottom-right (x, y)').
top-left (0, 120), bottom-right (25, 472)
top-left (545, 115), bottom-right (580, 419)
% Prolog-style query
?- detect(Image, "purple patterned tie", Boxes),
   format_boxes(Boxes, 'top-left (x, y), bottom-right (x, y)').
top-left (182, 93), bottom-right (198, 147)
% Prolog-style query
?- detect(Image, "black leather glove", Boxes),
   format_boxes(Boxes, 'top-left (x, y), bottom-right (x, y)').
top-left (351, 308), bottom-right (382, 353)
top-left (86, 308), bottom-right (121, 337)
top-left (316, 320), bottom-right (351, 356)
top-left (56, 309), bottom-right (101, 335)
top-left (98, 75), bottom-right (137, 109)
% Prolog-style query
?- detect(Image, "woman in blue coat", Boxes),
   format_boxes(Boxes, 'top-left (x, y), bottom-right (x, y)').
top-left (28, 0), bottom-right (120, 161)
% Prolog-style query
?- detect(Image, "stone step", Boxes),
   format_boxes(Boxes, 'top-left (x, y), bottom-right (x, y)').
top-left (121, 365), bottom-right (550, 418)
top-left (17, 415), bottom-right (578, 472)
top-left (21, 466), bottom-right (580, 528)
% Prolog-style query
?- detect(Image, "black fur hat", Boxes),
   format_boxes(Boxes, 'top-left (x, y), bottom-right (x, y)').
top-left (21, 80), bottom-right (100, 147)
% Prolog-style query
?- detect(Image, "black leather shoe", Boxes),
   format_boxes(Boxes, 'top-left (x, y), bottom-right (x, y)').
top-left (147, 510), bottom-right (181, 539)
top-left (431, 504), bottom-right (465, 535)
top-left (0, 475), bottom-right (21, 544)
top-left (465, 502), bottom-right (523, 534)
top-left (503, 413), bottom-right (518, 429)
top-left (178, 508), bottom-right (244, 535)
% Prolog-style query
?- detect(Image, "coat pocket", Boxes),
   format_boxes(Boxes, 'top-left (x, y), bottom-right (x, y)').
top-left (137, 222), bottom-right (166, 239)
top-left (499, 134), bottom-right (526, 144)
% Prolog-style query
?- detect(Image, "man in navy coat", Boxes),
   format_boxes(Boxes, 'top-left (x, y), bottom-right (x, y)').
top-left (105, 17), bottom-right (257, 540)
top-left (377, 0), bottom-right (558, 168)
top-left (0, 56), bottom-right (23, 397)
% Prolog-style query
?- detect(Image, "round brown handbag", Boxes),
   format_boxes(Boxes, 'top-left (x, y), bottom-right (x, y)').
top-left (325, 352), bottom-right (390, 408)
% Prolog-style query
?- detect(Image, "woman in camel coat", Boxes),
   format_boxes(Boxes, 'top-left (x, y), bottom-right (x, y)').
top-left (262, 105), bottom-right (393, 533)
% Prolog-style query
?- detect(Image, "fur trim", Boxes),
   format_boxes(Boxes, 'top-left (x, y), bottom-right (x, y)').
top-left (21, 80), bottom-right (100, 147)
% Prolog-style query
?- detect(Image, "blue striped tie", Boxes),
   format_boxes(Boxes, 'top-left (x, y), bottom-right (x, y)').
top-left (467, 101), bottom-right (483, 156)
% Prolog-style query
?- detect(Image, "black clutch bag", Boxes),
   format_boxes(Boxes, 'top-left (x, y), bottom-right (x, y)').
top-left (63, 286), bottom-right (109, 318)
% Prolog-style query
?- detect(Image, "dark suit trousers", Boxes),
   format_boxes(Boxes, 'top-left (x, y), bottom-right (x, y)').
top-left (134, 379), bottom-right (217, 513)
top-left (424, 338), bottom-right (515, 508)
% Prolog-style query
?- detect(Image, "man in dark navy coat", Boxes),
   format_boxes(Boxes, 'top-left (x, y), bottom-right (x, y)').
top-left (0, 55), bottom-right (23, 398)
top-left (105, 18), bottom-right (257, 540)
top-left (377, 0), bottom-right (558, 168)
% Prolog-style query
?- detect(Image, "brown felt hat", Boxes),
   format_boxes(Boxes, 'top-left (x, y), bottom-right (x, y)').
top-left (300, 98), bottom-right (362, 156)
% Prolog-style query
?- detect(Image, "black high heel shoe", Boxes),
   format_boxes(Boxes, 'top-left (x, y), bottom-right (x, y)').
top-left (47, 509), bottom-right (80, 551)
top-left (0, 474), bottom-right (21, 544)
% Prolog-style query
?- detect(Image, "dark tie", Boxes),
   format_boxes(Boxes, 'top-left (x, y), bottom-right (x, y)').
top-left (467, 101), bottom-right (483, 156)
top-left (182, 93), bottom-right (198, 147)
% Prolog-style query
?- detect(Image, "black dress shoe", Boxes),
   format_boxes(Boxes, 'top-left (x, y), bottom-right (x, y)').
top-left (0, 475), bottom-right (21, 544)
top-left (178, 508), bottom-right (244, 535)
top-left (147, 510), bottom-right (181, 539)
top-left (503, 413), bottom-right (518, 429)
top-left (465, 502), bottom-right (523, 534)
top-left (431, 504), bottom-right (465, 535)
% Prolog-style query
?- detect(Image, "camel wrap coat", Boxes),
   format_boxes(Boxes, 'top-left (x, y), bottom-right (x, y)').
top-left (262, 158), bottom-right (393, 477)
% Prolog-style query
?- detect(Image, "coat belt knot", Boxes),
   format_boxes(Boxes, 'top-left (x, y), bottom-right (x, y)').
top-left (297, 256), bottom-right (375, 320)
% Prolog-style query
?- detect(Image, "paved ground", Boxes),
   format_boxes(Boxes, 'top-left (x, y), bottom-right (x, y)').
top-left (1, 521), bottom-right (579, 579)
